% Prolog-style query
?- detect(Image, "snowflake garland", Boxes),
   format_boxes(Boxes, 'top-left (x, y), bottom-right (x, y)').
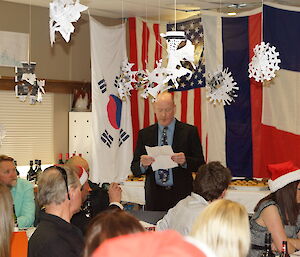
top-left (15, 62), bottom-right (46, 104)
top-left (248, 41), bottom-right (281, 82)
top-left (115, 59), bottom-right (137, 100)
top-left (49, 0), bottom-right (88, 46)
top-left (206, 67), bottom-right (239, 105)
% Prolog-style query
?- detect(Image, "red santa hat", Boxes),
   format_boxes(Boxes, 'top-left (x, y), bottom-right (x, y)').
top-left (78, 166), bottom-right (89, 186)
top-left (268, 161), bottom-right (300, 192)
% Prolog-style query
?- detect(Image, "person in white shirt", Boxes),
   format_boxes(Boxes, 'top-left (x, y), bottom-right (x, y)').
top-left (156, 161), bottom-right (232, 235)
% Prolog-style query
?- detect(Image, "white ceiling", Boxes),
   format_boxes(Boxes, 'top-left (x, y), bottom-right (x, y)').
top-left (2, 0), bottom-right (300, 19)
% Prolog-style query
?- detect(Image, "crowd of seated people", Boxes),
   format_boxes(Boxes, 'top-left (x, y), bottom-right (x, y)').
top-left (2, 153), bottom-right (300, 257)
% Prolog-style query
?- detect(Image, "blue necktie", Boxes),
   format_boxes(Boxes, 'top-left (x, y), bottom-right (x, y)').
top-left (158, 126), bottom-right (169, 184)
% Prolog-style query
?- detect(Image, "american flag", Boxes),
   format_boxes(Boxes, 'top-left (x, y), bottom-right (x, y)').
top-left (128, 17), bottom-right (206, 153)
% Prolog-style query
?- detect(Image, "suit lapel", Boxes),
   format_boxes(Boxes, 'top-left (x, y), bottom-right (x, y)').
top-left (172, 119), bottom-right (182, 152)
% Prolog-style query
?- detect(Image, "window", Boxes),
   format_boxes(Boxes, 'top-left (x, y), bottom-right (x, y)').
top-left (0, 90), bottom-right (54, 166)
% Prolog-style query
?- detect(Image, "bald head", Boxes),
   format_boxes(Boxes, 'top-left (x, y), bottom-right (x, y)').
top-left (66, 156), bottom-right (89, 174)
top-left (154, 92), bottom-right (176, 127)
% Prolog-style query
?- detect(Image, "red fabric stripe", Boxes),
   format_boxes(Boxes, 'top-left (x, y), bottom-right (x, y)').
top-left (193, 88), bottom-right (202, 142)
top-left (180, 91), bottom-right (188, 123)
top-left (248, 13), bottom-right (263, 177)
top-left (142, 22), bottom-right (150, 128)
top-left (153, 23), bottom-right (162, 67)
top-left (128, 17), bottom-right (140, 151)
top-left (260, 125), bottom-right (300, 177)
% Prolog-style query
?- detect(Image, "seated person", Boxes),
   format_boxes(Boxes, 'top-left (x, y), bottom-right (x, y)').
top-left (83, 209), bottom-right (144, 257)
top-left (28, 165), bottom-right (84, 257)
top-left (249, 161), bottom-right (300, 256)
top-left (156, 161), bottom-right (232, 235)
top-left (0, 183), bottom-right (14, 257)
top-left (191, 199), bottom-right (250, 257)
top-left (65, 156), bottom-right (122, 234)
top-left (0, 155), bottom-right (35, 228)
top-left (91, 230), bottom-right (216, 257)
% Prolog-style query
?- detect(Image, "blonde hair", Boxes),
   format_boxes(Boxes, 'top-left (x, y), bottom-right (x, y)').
top-left (38, 165), bottom-right (80, 206)
top-left (0, 183), bottom-right (13, 257)
top-left (191, 199), bottom-right (250, 257)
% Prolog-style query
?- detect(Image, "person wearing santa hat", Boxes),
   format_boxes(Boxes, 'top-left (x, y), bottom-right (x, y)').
top-left (65, 156), bottom-right (123, 234)
top-left (248, 161), bottom-right (300, 257)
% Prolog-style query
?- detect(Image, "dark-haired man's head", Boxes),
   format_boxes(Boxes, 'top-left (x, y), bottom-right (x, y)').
top-left (193, 161), bottom-right (232, 202)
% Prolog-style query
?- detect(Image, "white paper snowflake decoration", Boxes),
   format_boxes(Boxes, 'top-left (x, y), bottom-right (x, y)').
top-left (0, 124), bottom-right (6, 146)
top-left (206, 66), bottom-right (239, 105)
top-left (115, 58), bottom-right (137, 100)
top-left (160, 31), bottom-right (195, 88)
top-left (49, 0), bottom-right (88, 46)
top-left (248, 41), bottom-right (281, 82)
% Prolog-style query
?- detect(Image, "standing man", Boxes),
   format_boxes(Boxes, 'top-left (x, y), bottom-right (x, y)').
top-left (131, 92), bottom-right (205, 211)
top-left (0, 155), bottom-right (35, 228)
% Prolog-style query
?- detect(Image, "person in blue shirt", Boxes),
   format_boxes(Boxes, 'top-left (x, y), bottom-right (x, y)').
top-left (0, 155), bottom-right (35, 228)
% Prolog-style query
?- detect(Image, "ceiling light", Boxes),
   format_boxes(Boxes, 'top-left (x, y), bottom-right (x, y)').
top-left (227, 12), bottom-right (237, 16)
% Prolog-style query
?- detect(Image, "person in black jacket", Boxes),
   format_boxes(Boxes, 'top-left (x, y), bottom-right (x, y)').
top-left (131, 92), bottom-right (205, 211)
top-left (66, 156), bottom-right (122, 234)
top-left (28, 165), bottom-right (84, 257)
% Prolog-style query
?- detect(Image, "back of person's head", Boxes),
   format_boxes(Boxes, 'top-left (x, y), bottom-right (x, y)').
top-left (92, 230), bottom-right (216, 257)
top-left (84, 209), bottom-right (144, 257)
top-left (0, 183), bottom-right (13, 257)
top-left (193, 161), bottom-right (232, 201)
top-left (66, 156), bottom-right (89, 172)
top-left (37, 165), bottom-right (80, 206)
top-left (191, 199), bottom-right (250, 257)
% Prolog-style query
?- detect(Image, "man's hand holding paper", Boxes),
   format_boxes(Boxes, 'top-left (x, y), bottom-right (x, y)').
top-left (145, 145), bottom-right (179, 171)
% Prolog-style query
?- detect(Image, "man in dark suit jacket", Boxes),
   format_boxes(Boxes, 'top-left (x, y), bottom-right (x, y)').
top-left (131, 92), bottom-right (205, 211)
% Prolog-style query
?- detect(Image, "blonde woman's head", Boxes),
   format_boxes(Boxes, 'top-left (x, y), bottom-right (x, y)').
top-left (191, 199), bottom-right (250, 257)
top-left (0, 183), bottom-right (13, 257)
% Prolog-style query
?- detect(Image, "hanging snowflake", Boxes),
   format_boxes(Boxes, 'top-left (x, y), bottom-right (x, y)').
top-left (248, 41), bottom-right (281, 82)
top-left (115, 58), bottom-right (136, 100)
top-left (49, 0), bottom-right (88, 46)
top-left (140, 60), bottom-right (170, 100)
top-left (0, 124), bottom-right (6, 146)
top-left (15, 62), bottom-right (46, 104)
top-left (206, 67), bottom-right (239, 105)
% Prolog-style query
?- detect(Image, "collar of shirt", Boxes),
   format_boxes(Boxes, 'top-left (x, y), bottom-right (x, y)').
top-left (158, 119), bottom-right (176, 146)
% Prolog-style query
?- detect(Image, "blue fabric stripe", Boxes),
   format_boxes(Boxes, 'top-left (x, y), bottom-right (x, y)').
top-left (222, 17), bottom-right (253, 177)
top-left (264, 5), bottom-right (300, 72)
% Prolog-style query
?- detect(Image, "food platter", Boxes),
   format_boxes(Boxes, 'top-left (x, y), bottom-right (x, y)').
top-left (229, 178), bottom-right (269, 191)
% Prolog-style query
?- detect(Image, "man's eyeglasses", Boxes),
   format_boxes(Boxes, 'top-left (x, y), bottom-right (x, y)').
top-left (46, 165), bottom-right (70, 200)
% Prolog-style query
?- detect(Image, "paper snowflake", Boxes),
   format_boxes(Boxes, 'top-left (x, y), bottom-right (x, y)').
top-left (0, 124), bottom-right (6, 145)
top-left (206, 67), bottom-right (239, 105)
top-left (161, 31), bottom-right (195, 88)
top-left (115, 59), bottom-right (137, 100)
top-left (140, 60), bottom-right (170, 100)
top-left (15, 62), bottom-right (46, 104)
top-left (49, 0), bottom-right (88, 46)
top-left (248, 41), bottom-right (281, 82)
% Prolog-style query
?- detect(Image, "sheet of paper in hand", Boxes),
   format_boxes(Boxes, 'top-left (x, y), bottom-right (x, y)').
top-left (145, 145), bottom-right (178, 171)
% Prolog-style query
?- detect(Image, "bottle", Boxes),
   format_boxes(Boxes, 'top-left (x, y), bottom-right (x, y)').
top-left (13, 204), bottom-right (19, 232)
top-left (58, 153), bottom-right (64, 164)
top-left (27, 160), bottom-right (35, 181)
top-left (65, 153), bottom-right (69, 163)
top-left (14, 160), bottom-right (20, 176)
top-left (279, 241), bottom-right (290, 257)
top-left (35, 160), bottom-right (42, 184)
top-left (261, 233), bottom-right (275, 257)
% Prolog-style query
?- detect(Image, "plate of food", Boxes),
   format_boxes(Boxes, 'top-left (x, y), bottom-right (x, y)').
top-left (229, 178), bottom-right (269, 191)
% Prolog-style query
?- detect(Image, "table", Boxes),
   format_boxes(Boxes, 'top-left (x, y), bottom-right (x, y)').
top-left (121, 180), bottom-right (270, 214)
